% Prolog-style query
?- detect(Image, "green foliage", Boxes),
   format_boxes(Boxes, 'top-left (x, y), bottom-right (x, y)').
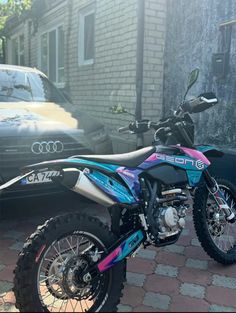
top-left (0, 0), bottom-right (32, 33)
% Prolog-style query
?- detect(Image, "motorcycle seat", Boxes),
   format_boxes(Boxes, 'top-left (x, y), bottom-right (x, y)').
top-left (73, 146), bottom-right (156, 168)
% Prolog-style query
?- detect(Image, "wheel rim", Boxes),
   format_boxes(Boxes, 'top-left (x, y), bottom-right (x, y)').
top-left (37, 231), bottom-right (109, 312)
top-left (206, 185), bottom-right (236, 253)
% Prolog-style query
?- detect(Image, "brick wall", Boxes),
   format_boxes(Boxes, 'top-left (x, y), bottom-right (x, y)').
top-left (66, 0), bottom-right (138, 133)
top-left (5, 0), bottom-right (167, 152)
top-left (142, 0), bottom-right (166, 145)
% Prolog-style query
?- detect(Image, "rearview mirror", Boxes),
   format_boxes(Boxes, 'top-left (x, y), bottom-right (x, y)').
top-left (184, 68), bottom-right (200, 99)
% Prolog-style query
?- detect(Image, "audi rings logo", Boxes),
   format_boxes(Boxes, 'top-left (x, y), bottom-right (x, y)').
top-left (31, 141), bottom-right (64, 155)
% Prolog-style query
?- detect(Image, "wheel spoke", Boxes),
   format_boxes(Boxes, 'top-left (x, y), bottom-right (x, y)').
top-left (37, 232), bottom-right (108, 312)
top-left (206, 186), bottom-right (236, 253)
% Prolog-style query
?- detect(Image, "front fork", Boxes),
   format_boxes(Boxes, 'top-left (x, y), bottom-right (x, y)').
top-left (204, 170), bottom-right (235, 223)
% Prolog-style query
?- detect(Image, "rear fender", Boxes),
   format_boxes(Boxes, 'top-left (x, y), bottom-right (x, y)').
top-left (22, 158), bottom-right (119, 175)
top-left (22, 159), bottom-right (137, 205)
top-left (0, 159), bottom-right (119, 193)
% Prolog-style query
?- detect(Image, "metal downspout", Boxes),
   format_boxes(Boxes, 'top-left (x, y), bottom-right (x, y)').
top-left (135, 0), bottom-right (145, 148)
top-left (0, 36), bottom-right (6, 64)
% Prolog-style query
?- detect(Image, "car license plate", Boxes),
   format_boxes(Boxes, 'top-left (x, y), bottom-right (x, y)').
top-left (21, 171), bottom-right (60, 185)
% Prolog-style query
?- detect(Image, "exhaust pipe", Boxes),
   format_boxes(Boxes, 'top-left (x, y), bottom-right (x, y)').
top-left (60, 168), bottom-right (116, 207)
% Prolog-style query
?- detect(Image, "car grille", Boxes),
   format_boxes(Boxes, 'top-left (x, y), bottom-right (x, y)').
top-left (0, 135), bottom-right (87, 167)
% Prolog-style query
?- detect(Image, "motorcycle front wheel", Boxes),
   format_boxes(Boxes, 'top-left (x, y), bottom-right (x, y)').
top-left (193, 178), bottom-right (236, 265)
top-left (13, 213), bottom-right (125, 312)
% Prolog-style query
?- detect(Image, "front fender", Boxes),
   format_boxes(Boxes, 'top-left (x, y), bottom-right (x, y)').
top-left (196, 145), bottom-right (224, 158)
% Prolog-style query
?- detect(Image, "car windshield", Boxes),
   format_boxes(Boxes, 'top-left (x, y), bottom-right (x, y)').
top-left (0, 69), bottom-right (67, 103)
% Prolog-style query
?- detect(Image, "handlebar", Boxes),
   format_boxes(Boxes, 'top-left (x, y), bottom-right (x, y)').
top-left (181, 93), bottom-right (218, 114)
top-left (117, 93), bottom-right (218, 142)
top-left (118, 126), bottom-right (131, 133)
top-left (118, 119), bottom-right (171, 134)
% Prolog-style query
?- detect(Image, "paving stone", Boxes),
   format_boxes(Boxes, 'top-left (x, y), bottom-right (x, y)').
top-left (186, 258), bottom-right (208, 270)
top-left (143, 292), bottom-right (171, 310)
top-left (164, 244), bottom-right (185, 254)
top-left (212, 275), bottom-right (236, 289)
top-left (177, 234), bottom-right (192, 246)
top-left (156, 251), bottom-right (186, 267)
top-left (117, 304), bottom-right (132, 312)
top-left (2, 291), bottom-right (15, 304)
top-left (185, 246), bottom-right (211, 261)
top-left (191, 238), bottom-right (201, 247)
top-left (0, 249), bottom-right (18, 266)
top-left (126, 272), bottom-right (146, 287)
top-left (0, 239), bottom-right (16, 250)
top-left (207, 286), bottom-right (236, 308)
top-left (179, 267), bottom-right (211, 285)
top-left (121, 285), bottom-right (145, 307)
top-left (127, 258), bottom-right (155, 275)
top-left (0, 281), bottom-right (13, 295)
top-left (181, 228), bottom-right (190, 236)
top-left (155, 264), bottom-right (178, 278)
top-left (185, 215), bottom-right (193, 222)
top-left (0, 265), bottom-right (15, 282)
top-left (144, 274), bottom-right (180, 295)
top-left (0, 264), bottom-right (5, 272)
top-left (137, 249), bottom-right (157, 260)
top-left (3, 231), bottom-right (24, 240)
top-left (209, 304), bottom-right (236, 312)
top-left (208, 261), bottom-right (236, 278)
top-left (133, 305), bottom-right (157, 312)
top-left (9, 242), bottom-right (24, 251)
top-left (170, 295), bottom-right (209, 312)
top-left (0, 303), bottom-right (18, 312)
top-left (180, 283), bottom-right (205, 299)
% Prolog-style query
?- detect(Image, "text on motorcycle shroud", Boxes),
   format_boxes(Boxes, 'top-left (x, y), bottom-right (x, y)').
top-left (153, 153), bottom-right (206, 170)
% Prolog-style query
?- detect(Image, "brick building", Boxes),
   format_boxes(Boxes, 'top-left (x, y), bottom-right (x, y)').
top-left (3, 0), bottom-right (166, 152)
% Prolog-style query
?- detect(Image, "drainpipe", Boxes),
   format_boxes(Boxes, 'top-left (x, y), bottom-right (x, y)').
top-left (28, 20), bottom-right (32, 67)
top-left (135, 0), bottom-right (145, 148)
top-left (65, 0), bottom-right (73, 95)
top-left (0, 36), bottom-right (6, 64)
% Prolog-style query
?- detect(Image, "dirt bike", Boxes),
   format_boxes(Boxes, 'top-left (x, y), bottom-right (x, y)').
top-left (1, 69), bottom-right (235, 312)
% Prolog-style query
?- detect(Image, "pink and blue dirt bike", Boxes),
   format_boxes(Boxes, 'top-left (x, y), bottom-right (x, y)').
top-left (5, 69), bottom-right (235, 312)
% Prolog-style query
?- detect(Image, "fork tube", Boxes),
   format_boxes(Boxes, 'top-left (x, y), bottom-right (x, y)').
top-left (204, 170), bottom-right (235, 222)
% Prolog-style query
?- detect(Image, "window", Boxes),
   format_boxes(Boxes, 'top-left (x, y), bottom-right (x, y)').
top-left (11, 34), bottom-right (25, 66)
top-left (79, 5), bottom-right (95, 65)
top-left (0, 69), bottom-right (67, 104)
top-left (40, 26), bottom-right (65, 85)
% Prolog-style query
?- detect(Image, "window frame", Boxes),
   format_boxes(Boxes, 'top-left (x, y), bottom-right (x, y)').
top-left (10, 33), bottom-right (25, 66)
top-left (39, 24), bottom-right (65, 88)
top-left (78, 4), bottom-right (95, 66)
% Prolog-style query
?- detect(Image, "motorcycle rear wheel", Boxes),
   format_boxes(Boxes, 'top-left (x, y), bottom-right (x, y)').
top-left (193, 178), bottom-right (236, 264)
top-left (13, 213), bottom-right (125, 312)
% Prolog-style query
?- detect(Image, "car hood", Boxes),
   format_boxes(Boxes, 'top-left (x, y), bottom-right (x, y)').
top-left (0, 102), bottom-right (103, 137)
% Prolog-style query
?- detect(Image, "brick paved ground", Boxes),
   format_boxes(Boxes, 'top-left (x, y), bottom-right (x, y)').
top-left (0, 204), bottom-right (236, 312)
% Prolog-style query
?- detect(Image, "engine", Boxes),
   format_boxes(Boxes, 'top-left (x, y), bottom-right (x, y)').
top-left (156, 205), bottom-right (186, 239)
top-left (151, 189), bottom-right (189, 241)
